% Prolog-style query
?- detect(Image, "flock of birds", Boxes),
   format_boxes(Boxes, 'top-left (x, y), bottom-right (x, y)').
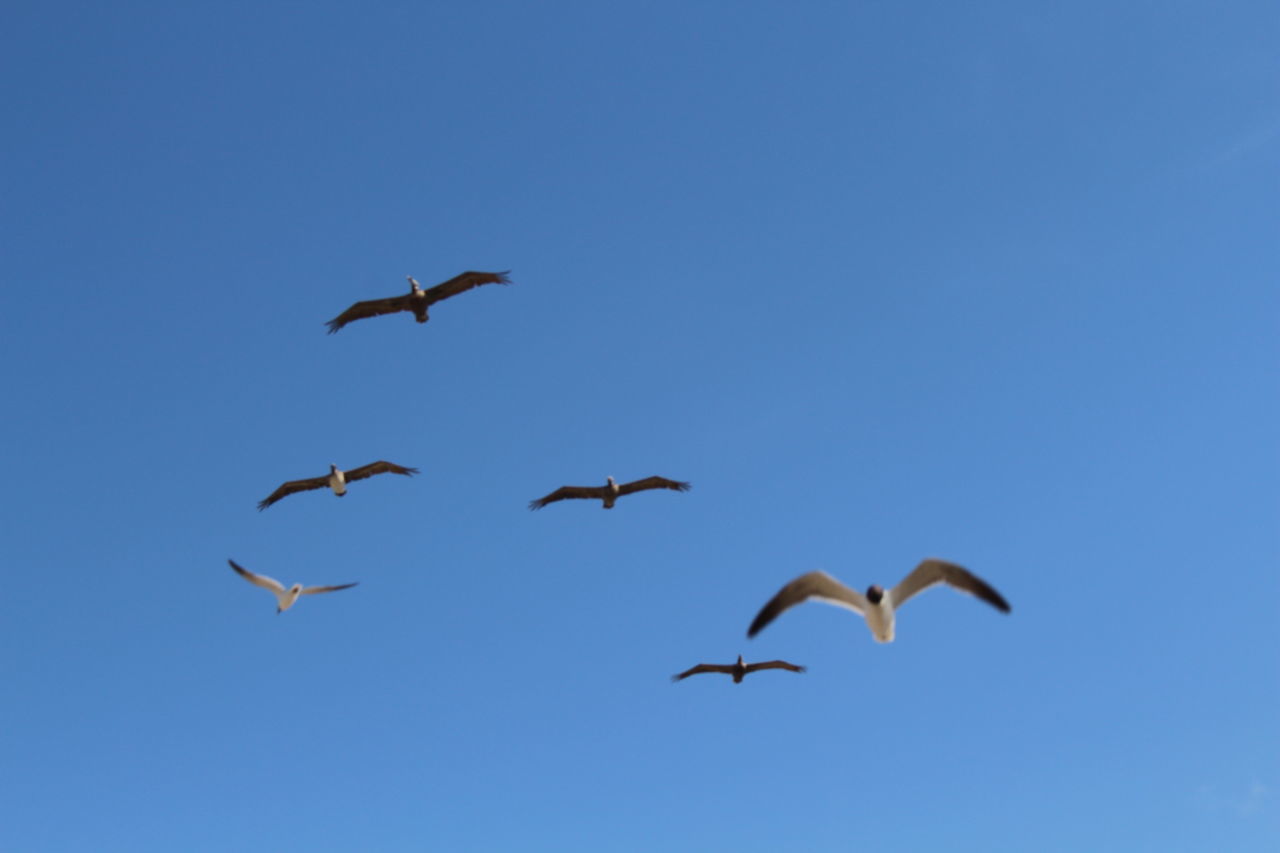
top-left (231, 270), bottom-right (1014, 682)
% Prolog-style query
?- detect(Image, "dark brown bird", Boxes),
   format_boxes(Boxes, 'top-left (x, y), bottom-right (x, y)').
top-left (257, 461), bottom-right (418, 510)
top-left (672, 655), bottom-right (806, 683)
top-left (325, 271), bottom-right (512, 333)
top-left (528, 475), bottom-right (690, 510)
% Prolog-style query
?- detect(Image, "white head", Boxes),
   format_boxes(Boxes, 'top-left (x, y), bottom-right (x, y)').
top-left (606, 476), bottom-right (616, 486)
top-left (330, 463), bottom-right (339, 473)
top-left (407, 276), bottom-right (422, 292)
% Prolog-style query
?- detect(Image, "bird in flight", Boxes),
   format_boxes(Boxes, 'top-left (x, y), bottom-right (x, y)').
top-left (325, 271), bottom-right (512, 333)
top-left (748, 558), bottom-right (1011, 643)
top-left (257, 460), bottom-right (418, 510)
top-left (228, 560), bottom-right (358, 614)
top-left (672, 655), bottom-right (806, 683)
top-left (528, 475), bottom-right (691, 510)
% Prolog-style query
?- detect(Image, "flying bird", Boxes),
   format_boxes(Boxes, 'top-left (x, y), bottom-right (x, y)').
top-left (528, 475), bottom-right (690, 510)
top-left (257, 461), bottom-right (418, 510)
top-left (672, 655), bottom-right (806, 683)
top-left (228, 560), bottom-right (358, 614)
top-left (748, 559), bottom-right (1011, 644)
top-left (325, 271), bottom-right (512, 333)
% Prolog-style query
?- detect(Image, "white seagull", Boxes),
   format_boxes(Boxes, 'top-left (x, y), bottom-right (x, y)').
top-left (228, 559), bottom-right (358, 614)
top-left (748, 558), bottom-right (1011, 643)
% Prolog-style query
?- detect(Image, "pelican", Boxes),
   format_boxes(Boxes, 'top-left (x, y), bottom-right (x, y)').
top-left (257, 460), bottom-right (418, 510)
top-left (528, 475), bottom-right (690, 510)
top-left (672, 655), bottom-right (806, 683)
top-left (228, 560), bottom-right (357, 614)
top-left (748, 559), bottom-right (1011, 643)
top-left (325, 271), bottom-right (512, 333)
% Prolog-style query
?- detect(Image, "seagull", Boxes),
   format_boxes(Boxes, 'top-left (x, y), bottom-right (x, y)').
top-left (228, 560), bottom-right (358, 614)
top-left (257, 460), bottom-right (418, 510)
top-left (528, 475), bottom-right (690, 510)
top-left (672, 655), bottom-right (806, 683)
top-left (325, 271), bottom-right (512, 333)
top-left (748, 559), bottom-right (1011, 643)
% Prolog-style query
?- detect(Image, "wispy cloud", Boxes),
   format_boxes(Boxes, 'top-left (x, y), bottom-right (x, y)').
top-left (1211, 118), bottom-right (1280, 166)
top-left (1195, 780), bottom-right (1273, 817)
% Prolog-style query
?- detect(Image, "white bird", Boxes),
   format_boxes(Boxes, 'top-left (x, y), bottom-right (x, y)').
top-left (748, 558), bottom-right (1011, 643)
top-left (228, 560), bottom-right (358, 614)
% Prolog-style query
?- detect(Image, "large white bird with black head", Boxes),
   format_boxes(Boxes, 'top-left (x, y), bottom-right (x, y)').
top-left (748, 559), bottom-right (1011, 643)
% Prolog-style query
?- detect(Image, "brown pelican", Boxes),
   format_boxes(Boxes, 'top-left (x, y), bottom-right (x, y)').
top-left (325, 271), bottom-right (512, 333)
top-left (528, 475), bottom-right (690, 510)
top-left (257, 461), bottom-right (418, 510)
top-left (672, 655), bottom-right (806, 683)
top-left (228, 560), bottom-right (358, 614)
top-left (748, 559), bottom-right (1011, 643)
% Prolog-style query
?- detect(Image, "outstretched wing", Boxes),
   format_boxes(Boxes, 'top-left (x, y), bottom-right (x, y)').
top-left (301, 582), bottom-right (359, 596)
top-left (424, 270), bottom-right (512, 305)
top-left (890, 559), bottom-right (1011, 613)
top-left (342, 460), bottom-right (419, 483)
top-left (617, 476), bottom-right (691, 497)
top-left (743, 660), bottom-right (807, 675)
top-left (747, 571), bottom-right (868, 638)
top-left (257, 475), bottom-right (330, 510)
top-left (528, 485), bottom-right (609, 510)
top-left (228, 559), bottom-right (285, 594)
top-left (671, 663), bottom-right (735, 682)
top-left (325, 294), bottom-right (413, 333)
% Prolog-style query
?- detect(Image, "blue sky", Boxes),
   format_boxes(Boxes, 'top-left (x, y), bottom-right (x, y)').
top-left (2, 2), bottom-right (1277, 850)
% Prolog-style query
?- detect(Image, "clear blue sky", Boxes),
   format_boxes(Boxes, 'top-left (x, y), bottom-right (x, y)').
top-left (2, 2), bottom-right (1276, 850)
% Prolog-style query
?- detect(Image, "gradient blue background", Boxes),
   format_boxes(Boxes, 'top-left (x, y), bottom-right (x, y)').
top-left (2, 2), bottom-right (1276, 850)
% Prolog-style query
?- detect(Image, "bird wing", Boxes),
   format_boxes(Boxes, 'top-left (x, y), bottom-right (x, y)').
top-left (743, 660), bottom-right (807, 674)
top-left (527, 485), bottom-right (608, 510)
top-left (890, 558), bottom-right (1012, 613)
top-left (257, 475), bottom-right (330, 510)
top-left (342, 460), bottom-right (419, 483)
top-left (748, 571), bottom-right (868, 637)
top-left (423, 270), bottom-right (512, 305)
top-left (301, 582), bottom-right (359, 596)
top-left (228, 560), bottom-right (285, 594)
top-left (325, 294), bottom-right (413, 333)
top-left (616, 476), bottom-right (691, 496)
top-left (671, 664), bottom-right (735, 681)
